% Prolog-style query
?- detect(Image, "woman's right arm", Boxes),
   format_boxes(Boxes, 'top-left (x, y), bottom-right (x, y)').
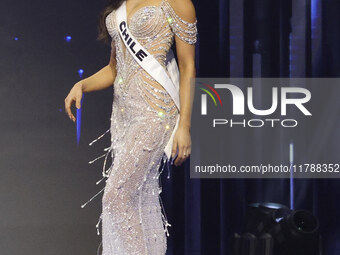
top-left (64, 40), bottom-right (117, 122)
top-left (82, 40), bottom-right (117, 92)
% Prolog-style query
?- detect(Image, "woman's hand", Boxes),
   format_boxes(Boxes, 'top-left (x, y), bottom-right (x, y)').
top-left (171, 126), bottom-right (191, 166)
top-left (64, 81), bottom-right (84, 122)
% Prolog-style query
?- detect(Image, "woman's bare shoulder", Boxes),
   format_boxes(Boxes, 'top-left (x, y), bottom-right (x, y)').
top-left (163, 0), bottom-right (197, 23)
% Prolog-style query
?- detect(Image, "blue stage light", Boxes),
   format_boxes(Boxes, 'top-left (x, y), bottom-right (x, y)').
top-left (65, 35), bottom-right (72, 42)
top-left (14, 37), bottom-right (18, 41)
top-left (78, 69), bottom-right (84, 78)
top-left (76, 69), bottom-right (84, 143)
top-left (77, 107), bottom-right (82, 145)
top-left (76, 95), bottom-right (84, 145)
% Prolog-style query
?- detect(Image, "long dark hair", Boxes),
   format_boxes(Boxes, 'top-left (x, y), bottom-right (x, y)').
top-left (97, 0), bottom-right (125, 44)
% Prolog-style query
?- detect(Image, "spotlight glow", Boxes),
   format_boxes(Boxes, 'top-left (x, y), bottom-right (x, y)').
top-left (78, 69), bottom-right (84, 78)
top-left (65, 35), bottom-right (72, 42)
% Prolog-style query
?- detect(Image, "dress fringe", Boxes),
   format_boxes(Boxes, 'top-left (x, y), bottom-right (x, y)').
top-left (80, 128), bottom-right (112, 240)
top-left (159, 152), bottom-right (174, 237)
top-left (81, 128), bottom-right (174, 254)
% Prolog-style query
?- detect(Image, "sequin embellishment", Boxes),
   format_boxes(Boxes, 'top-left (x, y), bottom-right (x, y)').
top-left (82, 1), bottom-right (198, 254)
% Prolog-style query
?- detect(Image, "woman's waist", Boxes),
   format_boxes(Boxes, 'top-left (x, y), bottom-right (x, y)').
top-left (112, 100), bottom-right (178, 123)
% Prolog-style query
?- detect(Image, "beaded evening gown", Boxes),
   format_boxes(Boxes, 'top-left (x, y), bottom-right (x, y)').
top-left (81, 0), bottom-right (197, 254)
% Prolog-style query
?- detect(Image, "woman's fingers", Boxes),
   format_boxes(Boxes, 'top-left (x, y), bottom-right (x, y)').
top-left (64, 83), bottom-right (83, 122)
top-left (174, 145), bottom-right (187, 166)
top-left (179, 146), bottom-right (186, 165)
top-left (75, 95), bottom-right (81, 109)
top-left (64, 97), bottom-right (76, 122)
top-left (171, 138), bottom-right (178, 159)
top-left (174, 144), bottom-right (192, 166)
top-left (187, 146), bottom-right (191, 156)
top-left (174, 146), bottom-right (183, 166)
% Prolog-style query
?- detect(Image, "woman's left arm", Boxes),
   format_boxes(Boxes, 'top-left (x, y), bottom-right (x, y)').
top-left (169, 0), bottom-right (197, 166)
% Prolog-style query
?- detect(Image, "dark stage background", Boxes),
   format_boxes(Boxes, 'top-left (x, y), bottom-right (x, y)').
top-left (0, 0), bottom-right (339, 254)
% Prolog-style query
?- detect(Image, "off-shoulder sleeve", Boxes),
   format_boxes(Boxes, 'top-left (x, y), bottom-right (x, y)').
top-left (162, 0), bottom-right (198, 45)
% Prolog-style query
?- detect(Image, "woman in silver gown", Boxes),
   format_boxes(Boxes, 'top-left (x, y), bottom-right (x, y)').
top-left (64, 0), bottom-right (197, 254)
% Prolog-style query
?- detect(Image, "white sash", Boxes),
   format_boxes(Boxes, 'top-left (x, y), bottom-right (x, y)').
top-left (116, 1), bottom-right (180, 160)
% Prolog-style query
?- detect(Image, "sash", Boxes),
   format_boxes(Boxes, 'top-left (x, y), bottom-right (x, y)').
top-left (116, 1), bottom-right (180, 160)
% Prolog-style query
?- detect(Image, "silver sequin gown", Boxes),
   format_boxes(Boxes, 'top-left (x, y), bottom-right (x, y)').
top-left (81, 0), bottom-right (197, 254)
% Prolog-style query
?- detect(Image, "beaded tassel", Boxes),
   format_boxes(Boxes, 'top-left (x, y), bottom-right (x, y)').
top-left (159, 154), bottom-right (172, 236)
top-left (81, 127), bottom-right (114, 255)
top-left (80, 128), bottom-right (113, 209)
top-left (89, 128), bottom-right (110, 146)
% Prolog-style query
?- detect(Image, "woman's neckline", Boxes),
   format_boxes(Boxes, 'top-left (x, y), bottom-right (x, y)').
top-left (126, 0), bottom-right (165, 26)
